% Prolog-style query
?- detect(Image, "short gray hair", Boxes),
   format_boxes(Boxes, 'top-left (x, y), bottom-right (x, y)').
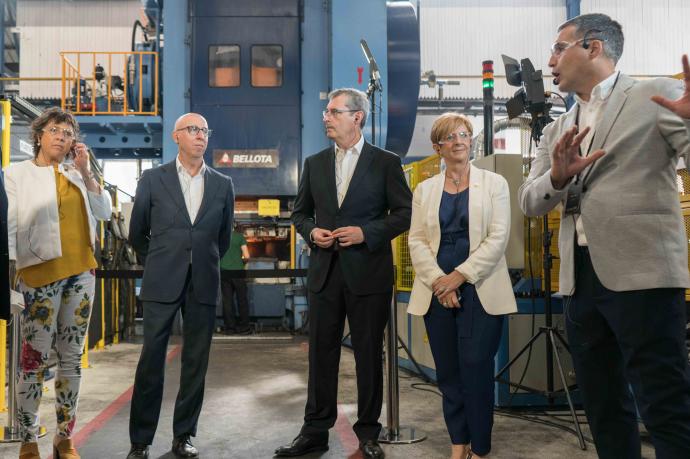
top-left (328, 88), bottom-right (369, 128)
top-left (558, 13), bottom-right (624, 64)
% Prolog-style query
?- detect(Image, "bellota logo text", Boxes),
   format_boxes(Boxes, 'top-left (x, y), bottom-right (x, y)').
top-left (233, 154), bottom-right (274, 164)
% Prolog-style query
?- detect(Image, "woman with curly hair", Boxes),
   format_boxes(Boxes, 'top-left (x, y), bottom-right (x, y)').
top-left (5, 107), bottom-right (112, 459)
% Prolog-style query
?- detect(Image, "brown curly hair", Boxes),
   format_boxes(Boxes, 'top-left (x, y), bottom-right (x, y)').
top-left (30, 107), bottom-right (80, 158)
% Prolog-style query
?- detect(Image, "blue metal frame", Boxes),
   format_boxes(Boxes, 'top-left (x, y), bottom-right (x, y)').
top-left (75, 115), bottom-right (163, 159)
top-left (300, 0), bottom-right (331, 162)
top-left (566, 0), bottom-right (581, 20)
top-left (385, 2), bottom-right (420, 157)
top-left (162, 0), bottom-right (189, 163)
top-left (330, 0), bottom-right (388, 148)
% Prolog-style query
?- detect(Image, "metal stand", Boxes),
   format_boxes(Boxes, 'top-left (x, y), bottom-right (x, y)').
top-left (1, 307), bottom-right (47, 442)
top-left (494, 217), bottom-right (586, 449)
top-left (379, 287), bottom-right (426, 444)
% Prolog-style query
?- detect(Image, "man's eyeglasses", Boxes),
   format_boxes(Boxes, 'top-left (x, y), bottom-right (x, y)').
top-left (438, 131), bottom-right (470, 144)
top-left (176, 125), bottom-right (212, 138)
top-left (322, 108), bottom-right (359, 118)
top-left (42, 126), bottom-right (75, 139)
top-left (550, 38), bottom-right (586, 56)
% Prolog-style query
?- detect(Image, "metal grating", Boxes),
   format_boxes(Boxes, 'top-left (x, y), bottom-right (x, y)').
top-left (681, 196), bottom-right (690, 301)
top-left (678, 169), bottom-right (690, 195)
top-left (395, 155), bottom-right (441, 291)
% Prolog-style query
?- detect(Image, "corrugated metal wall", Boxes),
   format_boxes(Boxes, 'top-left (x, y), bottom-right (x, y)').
top-left (419, 0), bottom-right (566, 100)
top-left (419, 0), bottom-right (689, 100)
top-left (582, 0), bottom-right (690, 76)
top-left (17, 0), bottom-right (142, 98)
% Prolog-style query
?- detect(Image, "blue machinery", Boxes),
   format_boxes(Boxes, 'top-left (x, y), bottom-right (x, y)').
top-left (67, 1), bottom-right (421, 327)
top-left (77, 0), bottom-right (421, 168)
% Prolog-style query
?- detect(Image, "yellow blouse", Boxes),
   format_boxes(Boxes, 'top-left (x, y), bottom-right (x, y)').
top-left (19, 166), bottom-right (97, 288)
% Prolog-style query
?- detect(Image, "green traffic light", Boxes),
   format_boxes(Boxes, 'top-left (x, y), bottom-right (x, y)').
top-left (483, 79), bottom-right (494, 89)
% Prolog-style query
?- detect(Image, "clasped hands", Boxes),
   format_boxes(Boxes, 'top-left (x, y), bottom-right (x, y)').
top-left (432, 271), bottom-right (465, 309)
top-left (311, 226), bottom-right (364, 248)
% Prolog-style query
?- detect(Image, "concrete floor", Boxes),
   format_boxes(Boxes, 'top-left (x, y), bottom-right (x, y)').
top-left (0, 334), bottom-right (656, 459)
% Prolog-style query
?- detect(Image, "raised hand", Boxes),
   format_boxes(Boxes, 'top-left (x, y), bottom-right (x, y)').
top-left (550, 126), bottom-right (605, 190)
top-left (651, 54), bottom-right (690, 119)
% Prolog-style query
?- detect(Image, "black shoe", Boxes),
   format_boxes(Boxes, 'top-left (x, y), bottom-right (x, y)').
top-left (360, 439), bottom-right (385, 459)
top-left (126, 444), bottom-right (149, 459)
top-left (172, 435), bottom-right (199, 458)
top-left (236, 327), bottom-right (252, 335)
top-left (274, 434), bottom-right (329, 457)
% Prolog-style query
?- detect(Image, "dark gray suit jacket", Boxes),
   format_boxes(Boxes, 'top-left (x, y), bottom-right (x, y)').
top-left (129, 160), bottom-right (235, 305)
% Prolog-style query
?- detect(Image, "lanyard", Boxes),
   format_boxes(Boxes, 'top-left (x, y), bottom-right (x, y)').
top-left (572, 71), bottom-right (620, 187)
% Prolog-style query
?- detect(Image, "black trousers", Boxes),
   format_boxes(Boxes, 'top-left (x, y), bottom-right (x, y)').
top-left (301, 256), bottom-right (391, 442)
top-left (129, 268), bottom-right (217, 445)
top-left (221, 270), bottom-right (250, 331)
top-left (566, 246), bottom-right (690, 459)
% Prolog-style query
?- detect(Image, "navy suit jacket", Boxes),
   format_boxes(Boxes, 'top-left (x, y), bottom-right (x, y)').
top-left (0, 172), bottom-right (9, 319)
top-left (129, 160), bottom-right (234, 305)
top-left (292, 141), bottom-right (412, 295)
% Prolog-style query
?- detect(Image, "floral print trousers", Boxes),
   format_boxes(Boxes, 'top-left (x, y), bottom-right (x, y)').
top-left (16, 270), bottom-right (95, 442)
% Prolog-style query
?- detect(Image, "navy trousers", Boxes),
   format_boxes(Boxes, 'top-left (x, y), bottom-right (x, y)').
top-left (567, 246), bottom-right (690, 459)
top-left (129, 268), bottom-right (217, 445)
top-left (424, 286), bottom-right (504, 456)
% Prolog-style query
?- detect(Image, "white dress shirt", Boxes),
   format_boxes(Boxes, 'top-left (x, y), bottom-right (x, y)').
top-left (572, 71), bottom-right (619, 246)
top-left (176, 156), bottom-right (206, 224)
top-left (335, 134), bottom-right (365, 205)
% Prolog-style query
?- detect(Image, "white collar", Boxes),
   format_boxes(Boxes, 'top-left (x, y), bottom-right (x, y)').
top-left (335, 134), bottom-right (365, 156)
top-left (575, 70), bottom-right (619, 106)
top-left (176, 155), bottom-right (206, 177)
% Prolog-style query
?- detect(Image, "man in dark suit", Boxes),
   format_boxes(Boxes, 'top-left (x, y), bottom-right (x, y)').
top-left (1, 170), bottom-right (10, 320)
top-left (127, 113), bottom-right (234, 459)
top-left (275, 88), bottom-right (412, 459)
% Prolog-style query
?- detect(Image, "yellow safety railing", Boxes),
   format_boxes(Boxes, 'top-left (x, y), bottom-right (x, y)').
top-left (394, 155), bottom-right (441, 292)
top-left (0, 99), bottom-right (10, 412)
top-left (60, 51), bottom-right (159, 116)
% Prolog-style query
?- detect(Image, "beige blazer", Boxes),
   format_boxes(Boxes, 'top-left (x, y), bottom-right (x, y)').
top-left (407, 165), bottom-right (517, 316)
top-left (518, 75), bottom-right (690, 294)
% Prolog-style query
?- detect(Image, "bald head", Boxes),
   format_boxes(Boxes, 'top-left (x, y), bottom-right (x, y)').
top-left (174, 112), bottom-right (208, 132)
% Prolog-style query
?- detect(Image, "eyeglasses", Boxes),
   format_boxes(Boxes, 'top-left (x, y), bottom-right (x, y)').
top-left (550, 38), bottom-right (586, 56)
top-left (322, 108), bottom-right (359, 118)
top-left (551, 38), bottom-right (584, 56)
top-left (550, 32), bottom-right (605, 57)
top-left (438, 131), bottom-right (470, 144)
top-left (176, 125), bottom-right (212, 138)
top-left (42, 126), bottom-right (75, 139)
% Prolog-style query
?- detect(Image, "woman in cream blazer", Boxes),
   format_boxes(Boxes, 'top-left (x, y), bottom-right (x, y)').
top-left (6, 107), bottom-right (111, 459)
top-left (407, 113), bottom-right (516, 459)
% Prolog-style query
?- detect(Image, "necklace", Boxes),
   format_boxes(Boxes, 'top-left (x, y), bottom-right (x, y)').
top-left (445, 175), bottom-right (461, 187)
top-left (445, 163), bottom-right (470, 191)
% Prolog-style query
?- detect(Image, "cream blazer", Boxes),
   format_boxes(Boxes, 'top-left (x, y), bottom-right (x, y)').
top-left (407, 165), bottom-right (517, 316)
top-left (5, 159), bottom-right (112, 269)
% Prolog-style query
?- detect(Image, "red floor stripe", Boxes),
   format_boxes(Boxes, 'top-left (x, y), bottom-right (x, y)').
top-left (46, 344), bottom-right (182, 459)
top-left (301, 342), bottom-right (362, 456)
top-left (335, 404), bottom-right (362, 457)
